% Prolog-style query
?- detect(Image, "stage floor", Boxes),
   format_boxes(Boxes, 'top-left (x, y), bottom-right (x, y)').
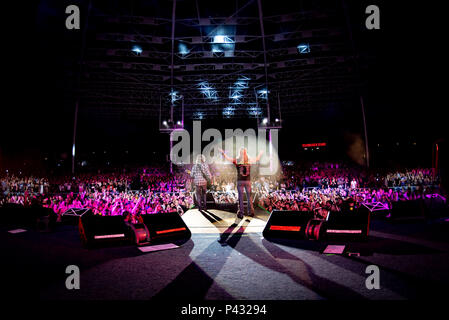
top-left (181, 208), bottom-right (268, 233)
top-left (1, 209), bottom-right (449, 300)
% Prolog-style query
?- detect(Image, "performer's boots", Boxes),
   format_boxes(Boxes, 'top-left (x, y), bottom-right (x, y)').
top-left (236, 210), bottom-right (244, 220)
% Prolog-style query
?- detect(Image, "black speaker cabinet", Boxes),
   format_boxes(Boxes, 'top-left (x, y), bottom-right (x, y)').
top-left (79, 211), bottom-right (133, 247)
top-left (322, 208), bottom-right (370, 241)
top-left (263, 210), bottom-right (314, 240)
top-left (142, 211), bottom-right (191, 243)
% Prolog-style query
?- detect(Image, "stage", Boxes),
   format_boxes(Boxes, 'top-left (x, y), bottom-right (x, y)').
top-left (1, 208), bottom-right (449, 300)
top-left (181, 208), bottom-right (267, 234)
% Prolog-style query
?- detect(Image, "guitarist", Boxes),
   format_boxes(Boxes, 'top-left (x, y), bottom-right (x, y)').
top-left (189, 154), bottom-right (212, 211)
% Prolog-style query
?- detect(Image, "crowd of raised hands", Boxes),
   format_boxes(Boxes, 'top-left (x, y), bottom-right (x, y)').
top-left (0, 161), bottom-right (440, 216)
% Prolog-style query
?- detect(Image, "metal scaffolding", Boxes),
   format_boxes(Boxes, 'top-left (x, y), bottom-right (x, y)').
top-left (65, 0), bottom-right (368, 122)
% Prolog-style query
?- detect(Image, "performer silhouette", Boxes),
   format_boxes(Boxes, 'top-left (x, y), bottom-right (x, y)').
top-left (188, 154), bottom-right (212, 210)
top-left (219, 147), bottom-right (263, 220)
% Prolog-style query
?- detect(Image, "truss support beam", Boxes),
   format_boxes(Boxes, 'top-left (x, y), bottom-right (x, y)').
top-left (170, 0), bottom-right (177, 124)
top-left (257, 0), bottom-right (270, 123)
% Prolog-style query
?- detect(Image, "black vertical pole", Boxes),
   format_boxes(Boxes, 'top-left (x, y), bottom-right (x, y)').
top-left (72, 0), bottom-right (92, 175)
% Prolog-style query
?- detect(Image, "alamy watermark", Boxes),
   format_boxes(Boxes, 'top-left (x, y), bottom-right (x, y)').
top-left (65, 5), bottom-right (80, 30)
top-left (169, 121), bottom-right (279, 175)
top-left (365, 265), bottom-right (380, 290)
top-left (365, 5), bottom-right (380, 30)
top-left (65, 265), bottom-right (80, 290)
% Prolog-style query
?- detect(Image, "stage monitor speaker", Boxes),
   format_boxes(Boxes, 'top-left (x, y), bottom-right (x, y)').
top-left (263, 208), bottom-right (370, 242)
top-left (323, 207), bottom-right (370, 241)
top-left (263, 210), bottom-right (314, 240)
top-left (0, 204), bottom-right (57, 232)
top-left (141, 211), bottom-right (191, 243)
top-left (78, 211), bottom-right (133, 247)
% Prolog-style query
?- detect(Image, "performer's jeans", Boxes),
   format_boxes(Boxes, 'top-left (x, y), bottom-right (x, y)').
top-left (237, 180), bottom-right (254, 215)
top-left (195, 184), bottom-right (207, 210)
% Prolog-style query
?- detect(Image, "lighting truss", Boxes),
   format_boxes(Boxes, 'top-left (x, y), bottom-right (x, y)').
top-left (169, 89), bottom-right (181, 104)
top-left (69, 2), bottom-right (366, 120)
top-left (193, 111), bottom-right (205, 120)
top-left (222, 106), bottom-right (235, 118)
top-left (197, 81), bottom-right (219, 100)
top-left (257, 89), bottom-right (269, 99)
top-left (212, 35), bottom-right (234, 44)
top-left (247, 106), bottom-right (262, 117)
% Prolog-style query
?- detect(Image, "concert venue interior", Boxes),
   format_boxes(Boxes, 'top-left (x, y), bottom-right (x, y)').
top-left (1, 0), bottom-right (448, 307)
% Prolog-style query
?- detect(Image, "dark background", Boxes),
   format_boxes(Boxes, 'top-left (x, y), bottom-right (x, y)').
top-left (1, 1), bottom-right (446, 176)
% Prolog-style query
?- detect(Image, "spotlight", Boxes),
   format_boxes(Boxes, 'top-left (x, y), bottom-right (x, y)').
top-left (177, 121), bottom-right (182, 125)
top-left (178, 43), bottom-right (189, 55)
top-left (211, 34), bottom-right (235, 54)
top-left (275, 118), bottom-right (280, 122)
top-left (169, 90), bottom-right (179, 104)
top-left (297, 43), bottom-right (310, 54)
top-left (213, 35), bottom-right (233, 44)
top-left (258, 89), bottom-right (269, 99)
top-left (131, 45), bottom-right (143, 55)
top-left (163, 120), bottom-right (168, 126)
top-left (247, 106), bottom-right (262, 116)
top-left (262, 118), bottom-right (268, 124)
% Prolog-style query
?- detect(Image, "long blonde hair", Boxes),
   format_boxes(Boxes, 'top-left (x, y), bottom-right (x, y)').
top-left (237, 148), bottom-right (249, 164)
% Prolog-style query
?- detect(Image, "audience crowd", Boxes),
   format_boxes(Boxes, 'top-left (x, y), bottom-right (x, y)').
top-left (0, 161), bottom-right (440, 218)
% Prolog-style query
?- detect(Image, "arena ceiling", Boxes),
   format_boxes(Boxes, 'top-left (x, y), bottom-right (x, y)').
top-left (63, 0), bottom-right (373, 122)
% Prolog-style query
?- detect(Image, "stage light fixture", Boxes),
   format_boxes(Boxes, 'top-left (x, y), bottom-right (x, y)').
top-left (131, 45), bottom-right (143, 55)
top-left (211, 33), bottom-right (235, 54)
top-left (234, 81), bottom-right (247, 88)
top-left (198, 81), bottom-right (218, 100)
top-left (223, 106), bottom-right (235, 117)
top-left (247, 106), bottom-right (262, 116)
top-left (178, 43), bottom-right (189, 55)
top-left (193, 112), bottom-right (204, 120)
top-left (262, 118), bottom-right (268, 124)
top-left (163, 120), bottom-right (168, 126)
top-left (213, 35), bottom-right (233, 44)
top-left (258, 89), bottom-right (269, 99)
top-left (297, 43), bottom-right (310, 54)
top-left (169, 90), bottom-right (179, 104)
